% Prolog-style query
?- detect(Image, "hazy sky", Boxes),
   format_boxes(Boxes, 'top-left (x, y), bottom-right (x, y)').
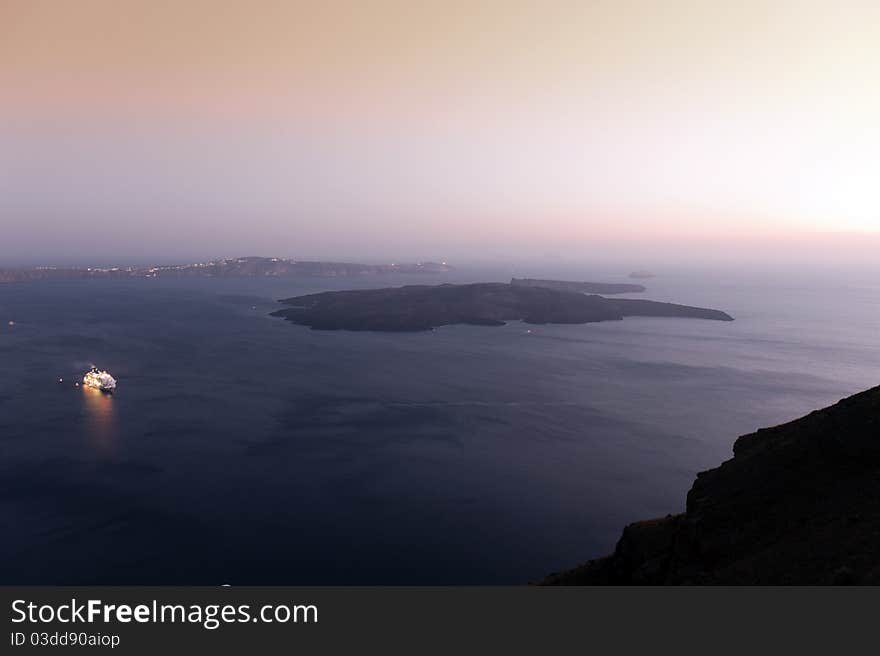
top-left (2, 1), bottom-right (879, 265)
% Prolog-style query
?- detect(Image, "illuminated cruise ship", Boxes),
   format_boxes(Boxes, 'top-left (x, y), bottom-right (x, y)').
top-left (83, 367), bottom-right (117, 393)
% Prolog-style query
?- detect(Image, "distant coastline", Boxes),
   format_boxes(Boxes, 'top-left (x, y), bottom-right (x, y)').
top-left (0, 256), bottom-right (453, 284)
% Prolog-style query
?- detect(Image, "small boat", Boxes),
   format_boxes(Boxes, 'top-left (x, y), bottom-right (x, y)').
top-left (83, 367), bottom-right (117, 393)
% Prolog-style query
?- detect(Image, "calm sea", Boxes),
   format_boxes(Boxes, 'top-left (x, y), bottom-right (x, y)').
top-left (1, 264), bottom-right (878, 583)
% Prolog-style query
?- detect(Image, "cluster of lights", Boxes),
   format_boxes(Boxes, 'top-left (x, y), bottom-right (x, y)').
top-left (57, 368), bottom-right (116, 391)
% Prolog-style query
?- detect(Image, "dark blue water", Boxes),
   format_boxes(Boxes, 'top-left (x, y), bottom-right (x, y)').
top-left (1, 267), bottom-right (878, 583)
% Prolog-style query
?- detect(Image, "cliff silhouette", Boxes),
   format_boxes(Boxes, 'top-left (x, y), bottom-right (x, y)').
top-left (545, 385), bottom-right (880, 585)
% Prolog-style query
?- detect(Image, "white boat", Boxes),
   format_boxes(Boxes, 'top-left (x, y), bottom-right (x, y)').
top-left (83, 367), bottom-right (117, 393)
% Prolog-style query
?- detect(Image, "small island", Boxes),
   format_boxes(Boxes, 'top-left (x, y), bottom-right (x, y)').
top-left (511, 278), bottom-right (646, 294)
top-left (270, 280), bottom-right (733, 331)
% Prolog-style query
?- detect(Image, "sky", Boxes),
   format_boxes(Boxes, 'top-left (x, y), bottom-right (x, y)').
top-left (1, 0), bottom-right (879, 266)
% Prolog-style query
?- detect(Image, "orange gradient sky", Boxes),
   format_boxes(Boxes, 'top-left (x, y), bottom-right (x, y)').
top-left (2, 0), bottom-right (879, 263)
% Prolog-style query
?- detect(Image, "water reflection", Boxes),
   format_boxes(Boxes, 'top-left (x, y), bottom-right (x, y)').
top-left (82, 386), bottom-right (117, 452)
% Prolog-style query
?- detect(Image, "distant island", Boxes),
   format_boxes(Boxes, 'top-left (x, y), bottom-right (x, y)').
top-left (271, 280), bottom-right (733, 331)
top-left (543, 384), bottom-right (880, 585)
top-left (0, 256), bottom-right (453, 283)
top-left (511, 278), bottom-right (646, 294)
top-left (628, 270), bottom-right (655, 279)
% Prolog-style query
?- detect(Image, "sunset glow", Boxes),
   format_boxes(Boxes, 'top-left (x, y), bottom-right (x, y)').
top-left (2, 1), bottom-right (879, 262)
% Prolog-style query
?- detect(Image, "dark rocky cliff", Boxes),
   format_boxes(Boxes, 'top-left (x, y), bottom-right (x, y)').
top-left (544, 385), bottom-right (880, 585)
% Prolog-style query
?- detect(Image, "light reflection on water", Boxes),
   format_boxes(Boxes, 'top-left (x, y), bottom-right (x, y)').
top-left (82, 386), bottom-right (117, 452)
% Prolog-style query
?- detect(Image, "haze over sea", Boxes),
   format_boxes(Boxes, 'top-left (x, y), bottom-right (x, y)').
top-left (1, 262), bottom-right (878, 583)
